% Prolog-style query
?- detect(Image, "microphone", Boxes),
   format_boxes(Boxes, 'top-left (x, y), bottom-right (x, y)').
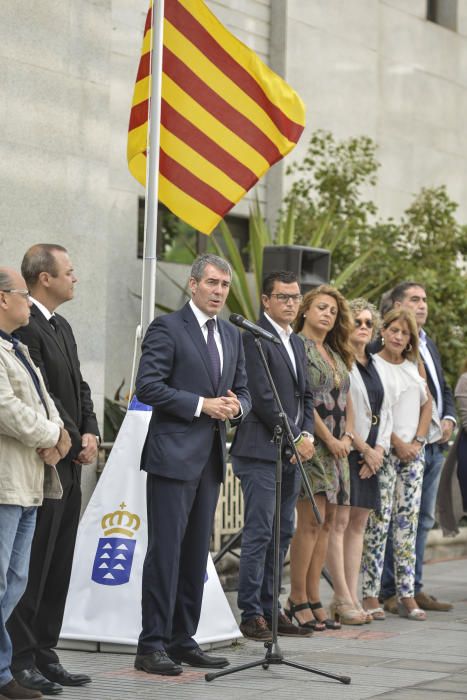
top-left (229, 314), bottom-right (281, 345)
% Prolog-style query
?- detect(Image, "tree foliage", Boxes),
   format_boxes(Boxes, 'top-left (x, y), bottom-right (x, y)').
top-left (285, 130), bottom-right (467, 385)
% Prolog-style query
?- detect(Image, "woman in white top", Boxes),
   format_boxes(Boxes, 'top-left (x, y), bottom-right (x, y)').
top-left (361, 308), bottom-right (432, 621)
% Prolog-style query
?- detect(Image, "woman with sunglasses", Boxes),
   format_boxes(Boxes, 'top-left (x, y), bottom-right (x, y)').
top-left (361, 308), bottom-right (433, 621)
top-left (345, 299), bottom-right (392, 621)
top-left (285, 285), bottom-right (362, 630)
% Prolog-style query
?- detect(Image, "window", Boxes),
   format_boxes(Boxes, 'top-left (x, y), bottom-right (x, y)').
top-left (137, 197), bottom-right (249, 266)
top-left (427, 0), bottom-right (457, 31)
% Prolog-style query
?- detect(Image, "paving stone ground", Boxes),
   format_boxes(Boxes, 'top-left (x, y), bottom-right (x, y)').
top-left (58, 556), bottom-right (467, 699)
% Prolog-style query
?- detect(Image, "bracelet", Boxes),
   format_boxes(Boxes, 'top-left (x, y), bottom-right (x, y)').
top-left (343, 431), bottom-right (354, 442)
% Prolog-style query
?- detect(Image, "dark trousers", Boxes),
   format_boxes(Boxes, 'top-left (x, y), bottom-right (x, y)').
top-left (8, 461), bottom-right (81, 671)
top-left (233, 456), bottom-right (301, 622)
top-left (137, 442), bottom-right (222, 655)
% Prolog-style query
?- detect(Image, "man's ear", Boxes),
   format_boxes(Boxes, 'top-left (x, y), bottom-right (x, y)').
top-left (393, 301), bottom-right (401, 310)
top-left (38, 271), bottom-right (50, 287)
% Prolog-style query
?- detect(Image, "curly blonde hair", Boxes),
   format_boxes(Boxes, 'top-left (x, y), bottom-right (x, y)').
top-left (381, 308), bottom-right (419, 361)
top-left (348, 298), bottom-right (381, 342)
top-left (294, 285), bottom-right (354, 370)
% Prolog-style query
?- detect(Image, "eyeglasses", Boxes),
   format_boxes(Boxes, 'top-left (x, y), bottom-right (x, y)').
top-left (0, 289), bottom-right (31, 299)
top-left (269, 293), bottom-right (303, 303)
top-left (354, 318), bottom-right (373, 329)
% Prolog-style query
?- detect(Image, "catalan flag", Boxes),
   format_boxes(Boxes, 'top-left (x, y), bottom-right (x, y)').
top-left (128, 0), bottom-right (306, 235)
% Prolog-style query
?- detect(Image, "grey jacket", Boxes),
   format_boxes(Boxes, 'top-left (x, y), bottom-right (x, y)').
top-left (0, 336), bottom-right (63, 506)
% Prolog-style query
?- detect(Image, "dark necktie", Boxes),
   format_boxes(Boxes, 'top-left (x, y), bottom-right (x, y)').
top-left (49, 316), bottom-right (67, 355)
top-left (206, 318), bottom-right (221, 390)
top-left (11, 337), bottom-right (50, 418)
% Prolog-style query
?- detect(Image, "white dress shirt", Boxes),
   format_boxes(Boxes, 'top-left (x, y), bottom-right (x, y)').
top-left (31, 297), bottom-right (53, 321)
top-left (189, 300), bottom-right (224, 417)
top-left (264, 313), bottom-right (297, 377)
top-left (419, 328), bottom-right (456, 428)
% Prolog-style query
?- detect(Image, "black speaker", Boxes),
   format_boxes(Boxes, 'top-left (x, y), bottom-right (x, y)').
top-left (262, 245), bottom-right (331, 293)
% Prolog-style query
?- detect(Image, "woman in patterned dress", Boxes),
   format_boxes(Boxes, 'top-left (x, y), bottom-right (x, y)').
top-left (285, 285), bottom-right (361, 629)
top-left (361, 308), bottom-right (432, 621)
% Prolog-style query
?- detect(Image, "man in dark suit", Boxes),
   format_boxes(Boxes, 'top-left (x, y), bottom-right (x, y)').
top-left (8, 244), bottom-right (100, 695)
top-left (134, 254), bottom-right (251, 677)
top-left (374, 282), bottom-right (456, 613)
top-left (230, 271), bottom-right (315, 641)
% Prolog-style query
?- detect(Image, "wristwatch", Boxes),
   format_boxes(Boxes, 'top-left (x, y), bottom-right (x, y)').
top-left (294, 431), bottom-right (314, 446)
top-left (414, 435), bottom-right (427, 446)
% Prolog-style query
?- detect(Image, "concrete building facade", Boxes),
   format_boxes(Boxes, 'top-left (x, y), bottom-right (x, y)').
top-left (1, 0), bottom-right (467, 423)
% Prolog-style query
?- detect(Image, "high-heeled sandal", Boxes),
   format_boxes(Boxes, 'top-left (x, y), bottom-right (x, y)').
top-left (284, 599), bottom-right (324, 631)
top-left (356, 602), bottom-right (372, 624)
top-left (329, 597), bottom-right (366, 625)
top-left (362, 605), bottom-right (385, 621)
top-left (308, 601), bottom-right (341, 630)
top-left (397, 600), bottom-right (426, 621)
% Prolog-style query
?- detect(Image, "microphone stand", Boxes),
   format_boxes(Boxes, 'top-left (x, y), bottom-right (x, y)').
top-left (206, 337), bottom-right (351, 686)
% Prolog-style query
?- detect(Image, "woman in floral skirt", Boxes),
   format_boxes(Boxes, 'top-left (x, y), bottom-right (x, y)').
top-left (361, 308), bottom-right (433, 621)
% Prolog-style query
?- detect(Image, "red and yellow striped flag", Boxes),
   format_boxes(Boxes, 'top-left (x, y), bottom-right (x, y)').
top-left (128, 0), bottom-right (306, 235)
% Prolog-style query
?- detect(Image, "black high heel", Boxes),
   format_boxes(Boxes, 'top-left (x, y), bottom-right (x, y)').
top-left (309, 600), bottom-right (342, 630)
top-left (284, 599), bottom-right (325, 631)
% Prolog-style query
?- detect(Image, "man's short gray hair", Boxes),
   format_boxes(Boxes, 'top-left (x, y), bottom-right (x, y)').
top-left (190, 254), bottom-right (232, 282)
top-left (0, 269), bottom-right (13, 290)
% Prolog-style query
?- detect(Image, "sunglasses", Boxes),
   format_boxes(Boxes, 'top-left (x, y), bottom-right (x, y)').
top-left (354, 318), bottom-right (373, 329)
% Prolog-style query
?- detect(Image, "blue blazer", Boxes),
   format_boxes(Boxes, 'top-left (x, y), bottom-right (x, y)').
top-left (230, 315), bottom-right (314, 462)
top-left (136, 303), bottom-right (251, 480)
top-left (424, 334), bottom-right (456, 419)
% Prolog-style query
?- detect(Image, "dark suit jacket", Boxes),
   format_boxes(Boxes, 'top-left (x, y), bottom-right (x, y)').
top-left (136, 303), bottom-right (251, 481)
top-left (230, 315), bottom-right (314, 463)
top-left (15, 303), bottom-right (99, 461)
top-left (368, 333), bottom-right (456, 419)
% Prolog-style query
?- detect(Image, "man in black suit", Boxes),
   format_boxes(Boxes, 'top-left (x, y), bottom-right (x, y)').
top-left (230, 271), bottom-right (315, 641)
top-left (8, 244), bottom-right (100, 695)
top-left (134, 254), bottom-right (251, 677)
top-left (375, 282), bottom-right (456, 612)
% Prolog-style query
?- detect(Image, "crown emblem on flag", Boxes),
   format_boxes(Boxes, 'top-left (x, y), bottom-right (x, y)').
top-left (92, 503), bottom-right (140, 587)
top-left (101, 502), bottom-right (141, 538)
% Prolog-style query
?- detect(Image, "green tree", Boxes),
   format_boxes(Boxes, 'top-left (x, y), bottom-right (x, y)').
top-left (398, 187), bottom-right (467, 385)
top-left (286, 131), bottom-right (466, 384)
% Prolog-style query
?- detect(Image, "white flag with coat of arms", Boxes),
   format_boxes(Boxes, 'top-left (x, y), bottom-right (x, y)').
top-left (61, 397), bottom-right (241, 646)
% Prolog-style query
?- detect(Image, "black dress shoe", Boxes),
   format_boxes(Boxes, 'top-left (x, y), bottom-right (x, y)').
top-left (13, 669), bottom-right (62, 696)
top-left (134, 651), bottom-right (182, 676)
top-left (38, 664), bottom-right (91, 687)
top-left (169, 648), bottom-right (229, 669)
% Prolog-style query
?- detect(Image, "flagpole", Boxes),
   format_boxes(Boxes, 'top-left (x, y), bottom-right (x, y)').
top-left (140, 0), bottom-right (165, 336)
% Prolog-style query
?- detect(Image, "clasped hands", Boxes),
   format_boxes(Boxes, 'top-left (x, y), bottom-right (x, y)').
top-left (290, 436), bottom-right (315, 463)
top-left (202, 390), bottom-right (241, 421)
top-left (37, 431), bottom-right (99, 466)
top-left (37, 427), bottom-right (72, 466)
top-left (393, 439), bottom-right (422, 463)
top-left (358, 445), bottom-right (384, 479)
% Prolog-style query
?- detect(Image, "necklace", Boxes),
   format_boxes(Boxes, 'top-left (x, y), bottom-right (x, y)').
top-left (318, 343), bottom-right (341, 388)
